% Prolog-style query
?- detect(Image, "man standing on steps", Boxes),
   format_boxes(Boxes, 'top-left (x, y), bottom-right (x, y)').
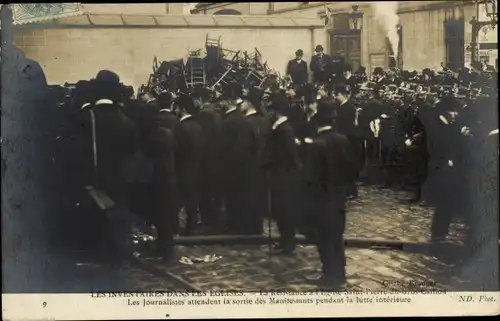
top-left (310, 45), bottom-right (333, 85)
top-left (286, 49), bottom-right (309, 87)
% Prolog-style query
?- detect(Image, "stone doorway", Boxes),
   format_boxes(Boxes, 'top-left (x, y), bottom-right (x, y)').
top-left (330, 31), bottom-right (362, 72)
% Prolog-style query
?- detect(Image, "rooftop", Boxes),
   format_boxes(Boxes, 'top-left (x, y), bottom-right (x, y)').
top-left (16, 13), bottom-right (325, 28)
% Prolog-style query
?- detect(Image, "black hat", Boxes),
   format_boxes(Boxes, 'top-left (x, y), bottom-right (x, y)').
top-left (315, 45), bottom-right (324, 53)
top-left (267, 92), bottom-right (289, 114)
top-left (93, 70), bottom-right (122, 100)
top-left (295, 49), bottom-right (304, 56)
top-left (316, 101), bottom-right (336, 126)
top-left (95, 70), bottom-right (120, 85)
top-left (157, 91), bottom-right (175, 107)
top-left (373, 67), bottom-right (384, 76)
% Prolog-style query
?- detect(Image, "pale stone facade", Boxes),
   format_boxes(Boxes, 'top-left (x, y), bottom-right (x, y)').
top-left (13, 9), bottom-right (326, 88)
top-left (193, 1), bottom-right (497, 71)
top-left (12, 2), bottom-right (497, 90)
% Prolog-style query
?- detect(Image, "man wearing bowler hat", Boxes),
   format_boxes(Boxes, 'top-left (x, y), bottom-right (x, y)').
top-left (286, 49), bottom-right (309, 87)
top-left (310, 45), bottom-right (333, 84)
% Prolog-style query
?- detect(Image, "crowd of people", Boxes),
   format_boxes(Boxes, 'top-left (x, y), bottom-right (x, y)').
top-left (50, 46), bottom-right (498, 289)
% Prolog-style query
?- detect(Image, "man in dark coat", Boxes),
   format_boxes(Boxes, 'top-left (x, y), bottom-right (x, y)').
top-left (427, 95), bottom-right (462, 242)
top-left (261, 93), bottom-right (303, 254)
top-left (174, 102), bottom-right (203, 235)
top-left (286, 49), bottom-right (309, 87)
top-left (134, 104), bottom-right (177, 259)
top-left (240, 98), bottom-right (272, 234)
top-left (310, 45), bottom-right (333, 84)
top-left (342, 66), bottom-right (359, 96)
top-left (217, 99), bottom-right (251, 234)
top-left (333, 84), bottom-right (361, 198)
top-left (156, 91), bottom-right (181, 133)
top-left (302, 102), bottom-right (350, 290)
top-left (195, 96), bottom-right (223, 232)
top-left (79, 70), bottom-right (139, 203)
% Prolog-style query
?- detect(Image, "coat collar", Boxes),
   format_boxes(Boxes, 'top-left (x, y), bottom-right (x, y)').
top-left (272, 116), bottom-right (288, 131)
top-left (226, 107), bottom-right (237, 115)
top-left (245, 110), bottom-right (258, 117)
top-left (180, 114), bottom-right (193, 123)
top-left (159, 109), bottom-right (173, 113)
top-left (317, 126), bottom-right (332, 134)
top-left (488, 128), bottom-right (498, 136)
top-left (95, 99), bottom-right (114, 106)
top-left (339, 99), bottom-right (349, 107)
top-left (80, 102), bottom-right (92, 110)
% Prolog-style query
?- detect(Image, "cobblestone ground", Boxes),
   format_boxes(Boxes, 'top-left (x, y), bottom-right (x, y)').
top-left (129, 185), bottom-right (469, 292)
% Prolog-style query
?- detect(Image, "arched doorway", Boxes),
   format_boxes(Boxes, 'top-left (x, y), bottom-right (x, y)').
top-left (213, 9), bottom-right (242, 15)
top-left (329, 13), bottom-right (362, 72)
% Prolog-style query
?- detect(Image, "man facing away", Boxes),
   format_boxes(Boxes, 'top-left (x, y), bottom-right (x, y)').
top-left (333, 84), bottom-right (361, 199)
top-left (240, 97), bottom-right (272, 234)
top-left (195, 90), bottom-right (223, 232)
top-left (302, 102), bottom-right (350, 290)
top-left (261, 93), bottom-right (303, 255)
top-left (174, 101), bottom-right (203, 236)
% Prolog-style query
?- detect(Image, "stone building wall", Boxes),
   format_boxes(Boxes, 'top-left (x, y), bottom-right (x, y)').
top-left (13, 15), bottom-right (326, 89)
top-left (193, 1), bottom-right (484, 72)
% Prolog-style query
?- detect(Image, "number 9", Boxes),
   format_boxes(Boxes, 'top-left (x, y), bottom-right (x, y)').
top-left (42, 302), bottom-right (47, 308)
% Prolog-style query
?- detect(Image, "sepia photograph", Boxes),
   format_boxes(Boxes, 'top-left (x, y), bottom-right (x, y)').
top-left (1, 1), bottom-right (499, 319)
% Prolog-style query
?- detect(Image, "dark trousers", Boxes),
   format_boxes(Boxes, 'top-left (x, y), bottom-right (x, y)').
top-left (276, 218), bottom-right (296, 252)
top-left (306, 206), bottom-right (346, 281)
top-left (429, 167), bottom-right (456, 240)
top-left (223, 177), bottom-right (247, 234)
top-left (270, 169), bottom-right (300, 252)
top-left (127, 181), bottom-right (176, 254)
top-left (430, 206), bottom-right (453, 240)
top-left (199, 172), bottom-right (222, 229)
top-left (242, 171), bottom-right (266, 235)
top-left (347, 138), bottom-right (362, 197)
top-left (317, 232), bottom-right (346, 280)
top-left (178, 182), bottom-right (199, 235)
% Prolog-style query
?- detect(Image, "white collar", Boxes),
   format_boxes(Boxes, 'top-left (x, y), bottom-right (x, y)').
top-left (345, 74), bottom-right (352, 79)
top-left (488, 129), bottom-right (499, 136)
top-left (80, 102), bottom-right (92, 110)
top-left (146, 98), bottom-right (155, 104)
top-left (439, 115), bottom-right (449, 125)
top-left (159, 109), bottom-right (172, 113)
top-left (339, 99), bottom-right (349, 107)
top-left (317, 126), bottom-right (332, 134)
top-left (180, 114), bottom-right (193, 122)
top-left (226, 107), bottom-right (237, 115)
top-left (245, 110), bottom-right (257, 117)
top-left (95, 99), bottom-right (114, 106)
top-left (272, 116), bottom-right (288, 130)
